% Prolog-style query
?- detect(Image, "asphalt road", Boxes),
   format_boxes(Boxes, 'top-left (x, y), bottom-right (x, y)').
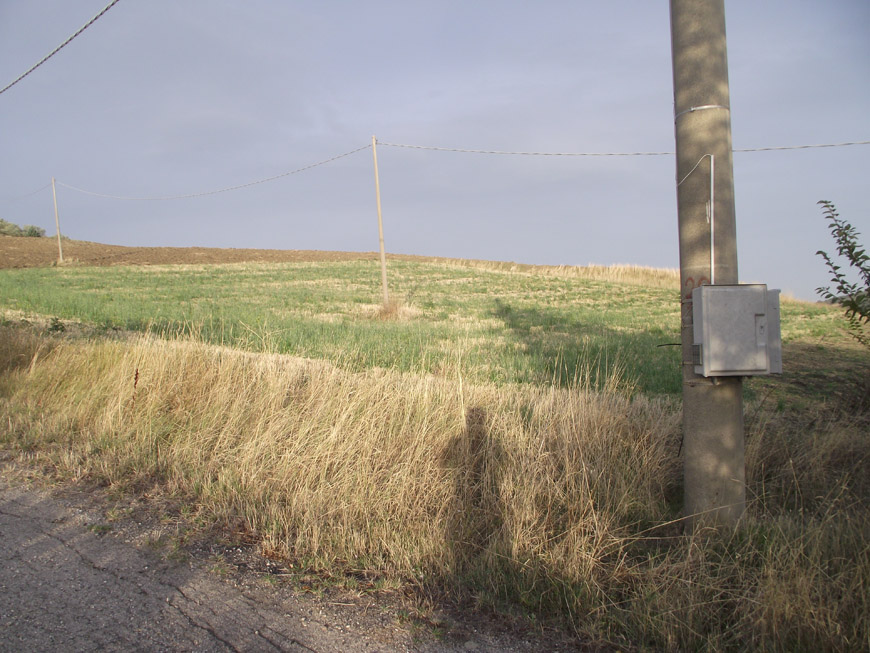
top-left (0, 481), bottom-right (379, 652)
top-left (0, 474), bottom-right (581, 653)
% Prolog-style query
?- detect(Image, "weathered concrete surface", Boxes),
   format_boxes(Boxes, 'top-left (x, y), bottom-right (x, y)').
top-left (0, 473), bottom-right (585, 652)
top-left (0, 482), bottom-right (362, 652)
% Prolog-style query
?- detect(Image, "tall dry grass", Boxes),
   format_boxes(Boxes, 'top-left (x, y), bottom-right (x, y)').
top-left (1, 325), bottom-right (867, 650)
top-left (412, 257), bottom-right (681, 289)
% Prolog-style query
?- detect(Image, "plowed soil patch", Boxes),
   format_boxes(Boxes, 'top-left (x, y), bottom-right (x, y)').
top-left (0, 236), bottom-right (382, 269)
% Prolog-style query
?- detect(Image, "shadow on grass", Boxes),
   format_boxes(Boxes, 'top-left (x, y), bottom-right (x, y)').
top-left (440, 406), bottom-right (597, 623)
top-left (747, 339), bottom-right (870, 416)
top-left (491, 299), bottom-right (681, 395)
top-left (444, 407), bottom-right (504, 572)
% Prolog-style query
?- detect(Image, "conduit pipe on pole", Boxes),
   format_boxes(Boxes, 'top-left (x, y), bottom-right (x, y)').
top-left (670, 0), bottom-right (744, 528)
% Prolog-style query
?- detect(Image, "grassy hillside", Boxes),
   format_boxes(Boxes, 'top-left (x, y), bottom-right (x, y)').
top-left (0, 258), bottom-right (856, 397)
top-left (1, 257), bottom-right (868, 650)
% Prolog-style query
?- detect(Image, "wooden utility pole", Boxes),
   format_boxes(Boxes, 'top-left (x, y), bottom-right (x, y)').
top-left (51, 177), bottom-right (64, 263)
top-left (670, 0), bottom-right (744, 528)
top-left (371, 135), bottom-right (389, 306)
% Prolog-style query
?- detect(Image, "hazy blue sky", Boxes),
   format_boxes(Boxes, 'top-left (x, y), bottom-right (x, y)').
top-left (1, 1), bottom-right (867, 300)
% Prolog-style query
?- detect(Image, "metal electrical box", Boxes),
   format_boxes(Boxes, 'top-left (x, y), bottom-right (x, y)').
top-left (692, 284), bottom-right (782, 377)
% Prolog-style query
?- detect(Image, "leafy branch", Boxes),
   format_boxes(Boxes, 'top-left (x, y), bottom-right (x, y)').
top-left (815, 200), bottom-right (870, 348)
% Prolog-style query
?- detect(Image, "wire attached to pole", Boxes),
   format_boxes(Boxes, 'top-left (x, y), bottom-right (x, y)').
top-left (57, 144), bottom-right (371, 201)
top-left (0, 0), bottom-right (123, 96)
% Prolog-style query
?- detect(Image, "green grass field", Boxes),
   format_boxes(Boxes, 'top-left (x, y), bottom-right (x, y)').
top-left (0, 259), bottom-right (853, 397)
top-left (1, 258), bottom-right (868, 650)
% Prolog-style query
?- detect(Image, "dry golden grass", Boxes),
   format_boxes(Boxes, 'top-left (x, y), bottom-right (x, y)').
top-left (2, 325), bottom-right (867, 650)
top-left (421, 258), bottom-right (681, 289)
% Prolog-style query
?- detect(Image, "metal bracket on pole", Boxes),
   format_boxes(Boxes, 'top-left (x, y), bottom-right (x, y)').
top-left (673, 104), bottom-right (730, 122)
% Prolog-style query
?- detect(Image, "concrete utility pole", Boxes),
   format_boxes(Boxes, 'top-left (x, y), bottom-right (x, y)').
top-left (51, 177), bottom-right (64, 264)
top-left (371, 135), bottom-right (389, 306)
top-left (670, 0), bottom-right (744, 528)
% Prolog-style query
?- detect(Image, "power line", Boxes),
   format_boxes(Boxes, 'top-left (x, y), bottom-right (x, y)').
top-left (1, 183), bottom-right (53, 203)
top-left (734, 140), bottom-right (870, 152)
top-left (30, 137), bottom-right (870, 205)
top-left (377, 141), bottom-right (673, 156)
top-left (0, 0), bottom-right (122, 96)
top-left (379, 139), bottom-right (870, 156)
top-left (56, 144), bottom-right (371, 201)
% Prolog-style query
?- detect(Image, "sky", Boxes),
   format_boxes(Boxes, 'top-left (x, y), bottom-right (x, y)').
top-left (0, 1), bottom-right (868, 301)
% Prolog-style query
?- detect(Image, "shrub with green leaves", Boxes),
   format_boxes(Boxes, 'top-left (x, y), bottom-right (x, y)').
top-left (0, 219), bottom-right (45, 238)
top-left (22, 225), bottom-right (45, 237)
top-left (816, 200), bottom-right (870, 349)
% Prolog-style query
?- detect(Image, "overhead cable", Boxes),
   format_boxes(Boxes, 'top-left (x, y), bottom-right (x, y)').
top-left (0, 0), bottom-right (123, 96)
top-left (734, 140), bottom-right (870, 152)
top-left (379, 139), bottom-right (870, 156)
top-left (56, 144), bottom-right (371, 201)
top-left (377, 141), bottom-right (673, 156)
top-left (378, 141), bottom-right (870, 156)
top-left (2, 183), bottom-right (52, 202)
top-left (37, 137), bottom-right (870, 204)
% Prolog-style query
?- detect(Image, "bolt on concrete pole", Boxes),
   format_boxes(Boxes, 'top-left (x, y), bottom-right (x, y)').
top-left (670, 0), bottom-right (745, 528)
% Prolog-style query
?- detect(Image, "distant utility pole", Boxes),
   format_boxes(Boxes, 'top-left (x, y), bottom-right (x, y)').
top-left (670, 0), bottom-right (744, 528)
top-left (371, 135), bottom-right (389, 306)
top-left (51, 177), bottom-right (64, 263)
